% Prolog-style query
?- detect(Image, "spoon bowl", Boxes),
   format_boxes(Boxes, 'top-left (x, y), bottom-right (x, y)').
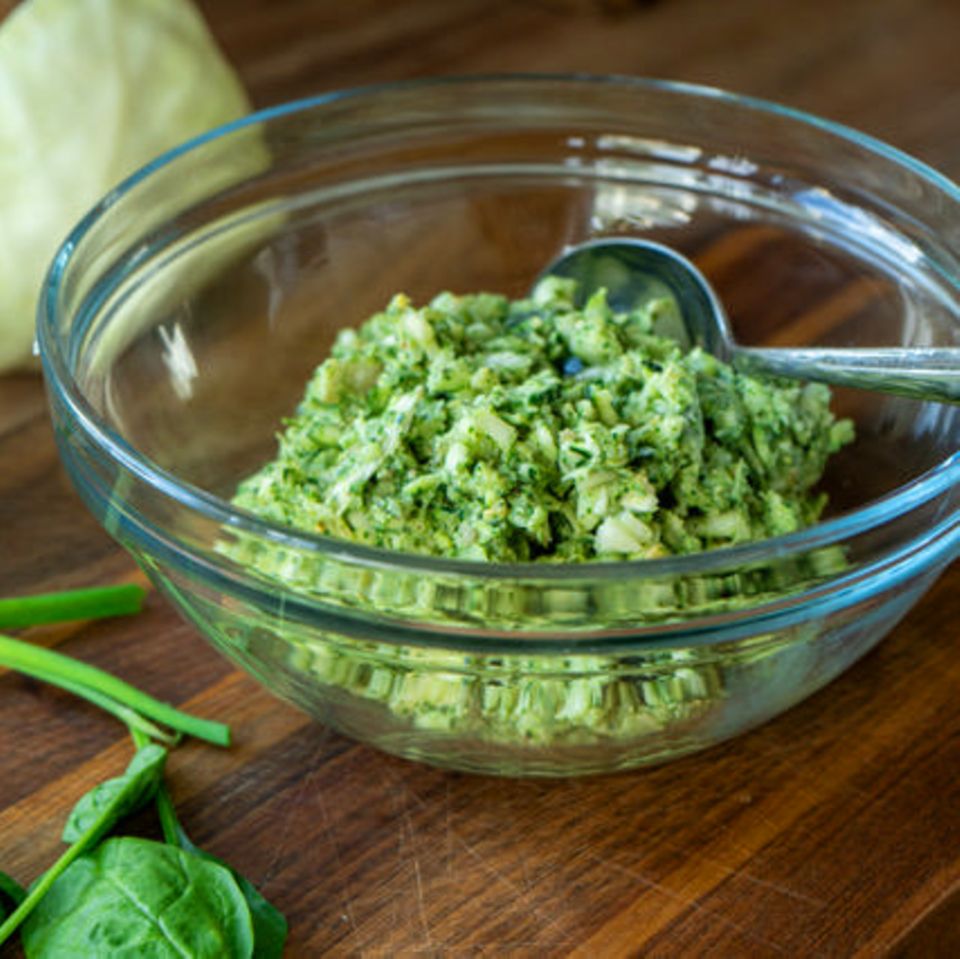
top-left (541, 238), bottom-right (960, 403)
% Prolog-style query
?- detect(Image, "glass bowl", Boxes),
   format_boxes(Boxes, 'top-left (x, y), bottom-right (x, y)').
top-left (39, 76), bottom-right (960, 776)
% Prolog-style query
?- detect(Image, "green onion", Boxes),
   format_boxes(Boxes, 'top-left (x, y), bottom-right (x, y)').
top-left (0, 584), bottom-right (146, 628)
top-left (0, 635), bottom-right (230, 747)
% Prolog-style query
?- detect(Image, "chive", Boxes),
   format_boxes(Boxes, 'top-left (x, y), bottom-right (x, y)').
top-left (0, 635), bottom-right (230, 747)
top-left (0, 584), bottom-right (146, 629)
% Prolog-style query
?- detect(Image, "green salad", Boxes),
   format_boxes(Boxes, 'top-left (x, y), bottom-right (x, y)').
top-left (226, 278), bottom-right (854, 750)
top-left (234, 278), bottom-right (852, 562)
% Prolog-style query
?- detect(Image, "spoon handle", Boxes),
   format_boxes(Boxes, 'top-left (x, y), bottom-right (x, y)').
top-left (731, 346), bottom-right (960, 403)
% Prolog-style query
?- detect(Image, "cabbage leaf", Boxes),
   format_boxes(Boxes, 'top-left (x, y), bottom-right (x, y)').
top-left (0, 0), bottom-right (250, 371)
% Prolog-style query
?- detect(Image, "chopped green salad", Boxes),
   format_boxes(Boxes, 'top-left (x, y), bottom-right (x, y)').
top-left (225, 278), bottom-right (853, 759)
top-left (234, 278), bottom-right (853, 562)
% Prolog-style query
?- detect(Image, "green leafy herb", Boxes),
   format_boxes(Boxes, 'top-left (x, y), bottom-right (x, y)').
top-left (0, 872), bottom-right (26, 924)
top-left (157, 786), bottom-right (288, 959)
top-left (0, 633), bottom-right (230, 746)
top-left (62, 744), bottom-right (167, 843)
top-left (20, 837), bottom-right (255, 959)
top-left (0, 584), bottom-right (146, 629)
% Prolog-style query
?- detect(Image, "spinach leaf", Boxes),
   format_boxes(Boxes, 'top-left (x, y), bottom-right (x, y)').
top-left (21, 837), bottom-right (254, 959)
top-left (0, 871), bottom-right (26, 923)
top-left (0, 744), bottom-right (168, 948)
top-left (233, 870), bottom-right (288, 959)
top-left (62, 744), bottom-right (167, 843)
top-left (183, 842), bottom-right (287, 959)
top-left (158, 787), bottom-right (287, 959)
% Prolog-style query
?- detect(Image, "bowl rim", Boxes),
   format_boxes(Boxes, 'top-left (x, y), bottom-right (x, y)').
top-left (38, 73), bottom-right (960, 584)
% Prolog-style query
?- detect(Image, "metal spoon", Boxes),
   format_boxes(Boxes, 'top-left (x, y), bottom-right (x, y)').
top-left (540, 238), bottom-right (960, 403)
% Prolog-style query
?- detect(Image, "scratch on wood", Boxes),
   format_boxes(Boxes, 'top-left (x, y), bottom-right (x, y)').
top-left (257, 733), bottom-right (328, 889)
top-left (508, 783), bottom-right (534, 896)
top-left (655, 826), bottom-right (826, 908)
top-left (316, 770), bottom-right (360, 936)
top-left (396, 784), bottom-right (436, 949)
top-left (440, 818), bottom-right (573, 945)
top-left (445, 779), bottom-right (453, 881)
top-left (411, 854), bottom-right (435, 948)
top-left (385, 768), bottom-right (573, 947)
top-left (586, 853), bottom-right (790, 954)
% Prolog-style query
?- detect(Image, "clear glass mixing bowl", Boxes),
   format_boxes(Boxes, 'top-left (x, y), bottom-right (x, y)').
top-left (39, 76), bottom-right (960, 775)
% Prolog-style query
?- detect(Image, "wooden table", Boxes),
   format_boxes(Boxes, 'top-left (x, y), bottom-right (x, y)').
top-left (2, 1), bottom-right (959, 955)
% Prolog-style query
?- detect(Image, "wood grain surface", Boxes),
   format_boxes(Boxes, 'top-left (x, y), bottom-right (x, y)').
top-left (2, 1), bottom-right (959, 956)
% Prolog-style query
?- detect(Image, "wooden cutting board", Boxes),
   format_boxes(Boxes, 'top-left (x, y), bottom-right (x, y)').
top-left (2, 1), bottom-right (959, 954)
